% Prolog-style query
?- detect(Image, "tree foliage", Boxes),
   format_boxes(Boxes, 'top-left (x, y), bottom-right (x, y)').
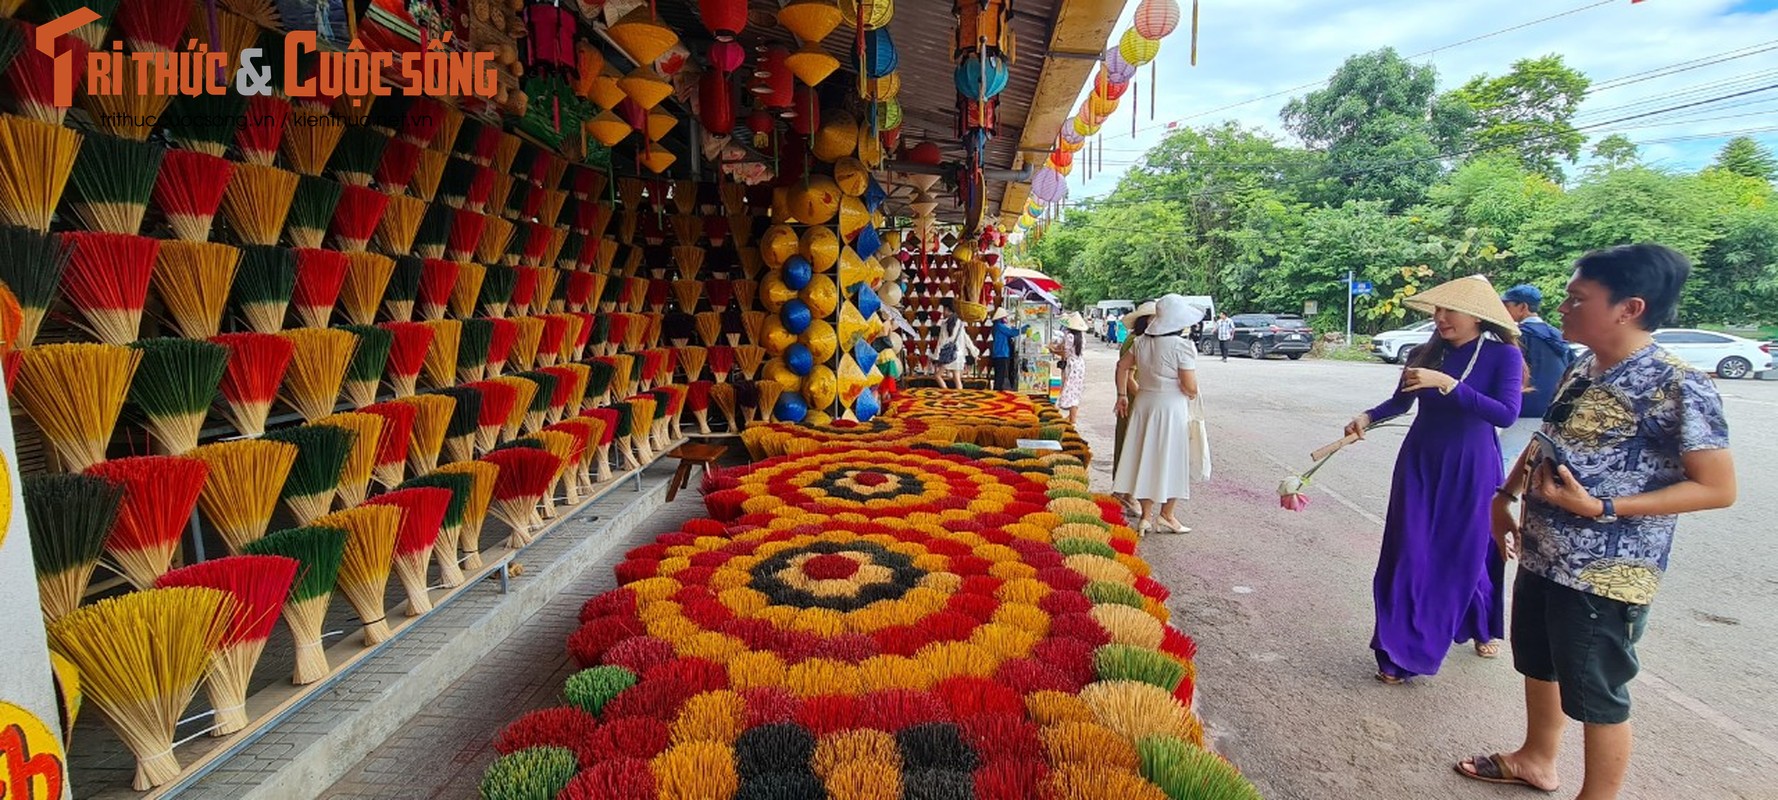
top-left (1714, 137), bottom-right (1778, 182)
top-left (1447, 55), bottom-right (1591, 181)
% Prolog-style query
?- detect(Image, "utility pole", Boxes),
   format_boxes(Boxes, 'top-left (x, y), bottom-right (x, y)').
top-left (1345, 269), bottom-right (1354, 347)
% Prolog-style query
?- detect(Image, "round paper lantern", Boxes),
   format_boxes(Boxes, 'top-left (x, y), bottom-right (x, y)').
top-left (839, 0), bottom-right (893, 30)
top-left (785, 45), bottom-right (840, 87)
top-left (782, 299), bottom-right (814, 335)
top-left (785, 341), bottom-right (817, 376)
top-left (609, 8), bottom-right (680, 66)
top-left (853, 385), bottom-right (880, 421)
top-left (1102, 46), bottom-right (1137, 82)
top-left (873, 98), bottom-right (903, 132)
top-left (1029, 168), bottom-right (1067, 203)
top-left (803, 364), bottom-right (837, 409)
top-left (698, 70), bottom-right (735, 133)
top-left (709, 41), bottom-right (746, 73)
top-left (862, 28), bottom-right (899, 79)
top-left (761, 46), bottom-right (794, 108)
top-left (907, 141), bottom-right (943, 165)
top-left (801, 274), bottom-right (840, 318)
top-left (1119, 28), bottom-right (1161, 66)
top-left (778, 0), bottom-right (843, 42)
top-left (764, 358), bottom-right (804, 391)
top-left (1086, 91), bottom-right (1118, 118)
top-left (1095, 70), bottom-right (1130, 100)
top-left (954, 54), bottom-right (1010, 100)
top-left (789, 83), bottom-right (821, 135)
top-left (1018, 213), bottom-right (1037, 228)
top-left (1073, 116), bottom-right (1102, 137)
top-left (813, 118), bottom-right (859, 162)
top-left (700, 0), bottom-right (748, 39)
top-left (762, 224), bottom-right (800, 266)
top-left (789, 176), bottom-right (842, 225)
top-left (803, 319), bottom-right (838, 362)
top-left (1048, 149), bottom-right (1074, 171)
top-left (1134, 0), bottom-right (1182, 39)
top-left (865, 72), bottom-right (901, 100)
top-left (801, 226), bottom-right (841, 270)
top-left (774, 390), bottom-right (808, 422)
top-left (1058, 124), bottom-right (1085, 150)
top-left (782, 256), bottom-right (814, 290)
top-left (761, 275), bottom-right (798, 317)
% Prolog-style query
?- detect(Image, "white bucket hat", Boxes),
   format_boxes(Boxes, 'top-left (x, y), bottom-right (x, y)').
top-left (1147, 294), bottom-right (1208, 336)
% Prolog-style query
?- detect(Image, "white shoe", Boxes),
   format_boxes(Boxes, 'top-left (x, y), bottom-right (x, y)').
top-left (1155, 517), bottom-right (1191, 534)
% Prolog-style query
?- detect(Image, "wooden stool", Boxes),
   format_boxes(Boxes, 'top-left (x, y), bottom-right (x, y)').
top-left (665, 443), bottom-right (727, 502)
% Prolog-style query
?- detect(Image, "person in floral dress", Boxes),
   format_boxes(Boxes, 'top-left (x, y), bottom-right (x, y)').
top-left (1054, 312), bottom-right (1089, 422)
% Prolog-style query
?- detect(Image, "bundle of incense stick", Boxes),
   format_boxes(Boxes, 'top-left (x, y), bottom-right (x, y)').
top-left (733, 345), bottom-right (767, 381)
top-left (67, 133), bottom-right (162, 234)
top-left (59, 231), bottom-right (158, 345)
top-left (380, 321), bottom-right (433, 398)
top-left (657, 384), bottom-right (687, 443)
top-left (439, 158), bottom-right (476, 210)
top-left (262, 424), bottom-right (354, 524)
top-left (456, 318), bottom-right (492, 383)
top-left (163, 93), bottom-right (246, 156)
top-left (394, 392), bottom-right (454, 476)
top-left (707, 345), bottom-right (734, 383)
top-left (209, 331), bottom-right (292, 436)
top-left (429, 385), bottom-right (480, 464)
top-left (399, 97), bottom-right (445, 146)
top-left (533, 265), bottom-right (562, 314)
top-left (705, 279), bottom-right (735, 310)
top-left (510, 316), bottom-right (545, 373)
top-left (374, 137), bottom-right (421, 195)
top-left (24, 472), bottom-right (124, 620)
top-left (231, 244), bottom-right (297, 333)
top-left (219, 163), bottom-right (298, 246)
top-left (0, 225), bottom-right (68, 348)
top-left (359, 400), bottom-right (417, 489)
top-left (411, 147), bottom-right (447, 202)
top-left (543, 418), bottom-right (598, 496)
top-left (280, 111), bottom-right (344, 177)
top-left (530, 430), bottom-right (579, 514)
top-left (582, 359), bottom-right (616, 410)
top-left (339, 251), bottom-right (395, 325)
top-left (189, 8), bottom-right (257, 67)
top-left (537, 366), bottom-right (576, 425)
top-left (706, 381), bottom-right (740, 436)
top-left (754, 380), bottom-right (785, 425)
top-left (585, 313), bottom-right (612, 358)
top-left (14, 343), bottom-right (140, 471)
top-left (490, 375), bottom-right (537, 442)
top-left (76, 57), bottom-right (170, 142)
top-left (685, 381), bottom-right (713, 435)
top-left (188, 438), bottom-right (298, 553)
top-left (741, 310), bottom-right (767, 347)
top-left (312, 504), bottom-right (401, 645)
top-left (153, 241), bottom-right (240, 339)
top-left (508, 266), bottom-right (538, 316)
top-left (45, 587), bottom-right (235, 789)
top-left (514, 371), bottom-right (557, 435)
top-left (482, 446), bottom-right (560, 547)
top-left (85, 455), bottom-right (208, 590)
top-left (285, 174), bottom-right (342, 249)
top-left (479, 265), bottom-right (517, 318)
top-left (364, 486), bottom-right (448, 615)
top-left (435, 460), bottom-right (496, 570)
top-left (486, 316), bottom-right (519, 375)
top-left (443, 208), bottom-right (487, 262)
top-left (412, 202), bottom-right (450, 259)
top-left (316, 411), bottom-right (383, 507)
top-left (242, 525), bottom-right (347, 684)
top-left (279, 327), bottom-right (356, 421)
top-left (382, 255), bottom-right (423, 322)
top-left (579, 407), bottom-right (619, 482)
top-left (670, 279), bottom-right (702, 315)
top-left (373, 194), bottom-right (426, 257)
top-left (421, 318), bottom-right (461, 389)
top-left (329, 184), bottom-right (390, 252)
top-left (607, 354), bottom-right (637, 400)
top-left (535, 315), bottom-right (568, 367)
top-left (114, 0), bottom-right (190, 51)
top-left (564, 271), bottom-right (597, 312)
top-left (327, 125), bottom-right (387, 186)
top-left (289, 247), bottom-right (347, 327)
top-left (154, 554), bottom-right (297, 736)
top-left (567, 313), bottom-right (594, 362)
top-left (624, 395), bottom-right (659, 462)
top-left (397, 471), bottom-right (471, 587)
top-left (478, 215), bottom-right (516, 263)
top-left (622, 277), bottom-right (648, 313)
top-left (464, 380), bottom-right (517, 453)
top-left (127, 338), bottom-right (227, 455)
top-left (416, 259), bottom-right (458, 321)
top-left (555, 362), bottom-right (591, 416)
top-left (1, 26), bottom-right (87, 124)
top-left (676, 346), bottom-right (708, 383)
top-left (604, 401), bottom-right (638, 470)
top-left (448, 261), bottom-right (487, 320)
top-left (340, 324), bottom-right (393, 408)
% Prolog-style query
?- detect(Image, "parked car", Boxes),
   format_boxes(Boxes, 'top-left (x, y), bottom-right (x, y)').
top-left (1224, 313), bottom-right (1313, 360)
top-left (1652, 329), bottom-right (1773, 379)
top-left (1371, 320), bottom-right (1435, 364)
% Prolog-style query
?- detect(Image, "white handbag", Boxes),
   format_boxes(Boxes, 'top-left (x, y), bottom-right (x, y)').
top-left (1189, 396), bottom-right (1212, 482)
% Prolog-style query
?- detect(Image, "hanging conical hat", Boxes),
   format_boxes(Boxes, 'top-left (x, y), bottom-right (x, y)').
top-left (645, 109), bottom-right (678, 141)
top-left (785, 46), bottom-right (840, 87)
top-left (778, 0), bottom-right (843, 42)
top-left (908, 173), bottom-right (940, 195)
top-left (789, 176), bottom-right (841, 225)
top-left (837, 248), bottom-right (880, 288)
top-left (801, 273), bottom-right (839, 318)
top-left (619, 68), bottom-right (675, 110)
top-left (856, 132), bottom-right (884, 168)
top-left (813, 118), bottom-right (859, 162)
top-left (589, 72), bottom-right (628, 110)
top-left (801, 226), bottom-right (841, 272)
top-left (609, 8), bottom-right (680, 66)
top-left (864, 72), bottom-right (901, 100)
top-left (761, 224), bottom-right (800, 268)
top-left (909, 193), bottom-right (939, 216)
top-left (586, 111), bottom-right (631, 146)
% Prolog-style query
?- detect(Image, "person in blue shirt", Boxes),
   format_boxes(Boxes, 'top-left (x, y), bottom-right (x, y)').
top-left (989, 308), bottom-right (1027, 391)
top-left (1499, 284), bottom-right (1575, 466)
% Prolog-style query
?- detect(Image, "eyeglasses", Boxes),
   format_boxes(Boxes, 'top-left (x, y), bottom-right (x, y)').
top-left (1543, 376), bottom-right (1594, 427)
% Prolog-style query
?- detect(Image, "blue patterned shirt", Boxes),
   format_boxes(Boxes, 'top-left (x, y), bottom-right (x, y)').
top-left (1521, 344), bottom-right (1730, 604)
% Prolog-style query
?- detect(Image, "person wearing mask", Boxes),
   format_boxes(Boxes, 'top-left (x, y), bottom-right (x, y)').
top-left (1499, 284), bottom-right (1574, 466)
top-left (990, 308), bottom-right (1026, 392)
top-left (1458, 245), bottom-right (1736, 798)
top-left (1345, 275), bottom-right (1525, 682)
top-left (933, 298), bottom-right (977, 389)
top-left (1053, 312), bottom-right (1089, 423)
top-left (1111, 301), bottom-right (1156, 519)
top-left (1214, 313), bottom-right (1236, 362)
top-left (1113, 295), bottom-right (1205, 534)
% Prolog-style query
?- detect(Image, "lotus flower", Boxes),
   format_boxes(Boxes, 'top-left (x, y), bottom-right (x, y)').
top-left (1279, 417), bottom-right (1405, 513)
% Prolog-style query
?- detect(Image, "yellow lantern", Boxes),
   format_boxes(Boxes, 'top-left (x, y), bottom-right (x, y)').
top-left (1073, 116), bottom-right (1102, 137)
top-left (789, 176), bottom-right (842, 225)
top-left (1087, 91), bottom-right (1118, 118)
top-left (803, 363), bottom-right (838, 409)
top-left (838, 0), bottom-right (893, 30)
top-left (812, 118), bottom-right (859, 162)
top-left (778, 0), bottom-right (843, 43)
top-left (801, 226), bottom-right (841, 272)
top-left (609, 8), bottom-right (680, 66)
top-left (1119, 28), bottom-right (1160, 66)
top-left (864, 72), bottom-right (901, 100)
top-left (761, 224), bottom-right (801, 268)
top-left (801, 274), bottom-right (840, 318)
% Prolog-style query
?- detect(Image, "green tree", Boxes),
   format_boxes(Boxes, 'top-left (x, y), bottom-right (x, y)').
top-left (1282, 48), bottom-right (1473, 209)
top-left (1426, 156), bottom-right (1563, 246)
top-left (1589, 135), bottom-right (1641, 173)
top-left (1260, 200), bottom-right (1422, 330)
top-left (1448, 55), bottom-right (1591, 181)
top-left (1713, 137), bottom-right (1777, 182)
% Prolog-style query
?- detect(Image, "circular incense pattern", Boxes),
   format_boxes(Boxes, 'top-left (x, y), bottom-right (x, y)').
top-left (740, 416), bottom-right (958, 460)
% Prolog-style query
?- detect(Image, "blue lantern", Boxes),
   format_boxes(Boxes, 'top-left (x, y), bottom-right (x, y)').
top-left (853, 386), bottom-right (880, 422)
top-left (852, 338), bottom-right (878, 373)
top-left (775, 391), bottom-right (809, 422)
top-left (782, 255), bottom-right (813, 290)
top-left (781, 299), bottom-right (813, 335)
top-left (852, 225), bottom-right (881, 258)
top-left (862, 29), bottom-right (899, 79)
top-left (852, 283), bottom-right (881, 318)
top-left (954, 54), bottom-right (1010, 100)
top-left (785, 343), bottom-right (815, 376)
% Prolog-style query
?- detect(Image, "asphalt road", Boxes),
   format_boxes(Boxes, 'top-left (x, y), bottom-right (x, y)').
top-left (1068, 343), bottom-right (1778, 800)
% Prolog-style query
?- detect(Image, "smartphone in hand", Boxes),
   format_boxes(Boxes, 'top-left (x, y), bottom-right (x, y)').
top-left (1530, 431), bottom-right (1573, 484)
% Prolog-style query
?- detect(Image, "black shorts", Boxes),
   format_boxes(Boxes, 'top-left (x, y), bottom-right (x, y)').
top-left (1511, 569), bottom-right (1649, 724)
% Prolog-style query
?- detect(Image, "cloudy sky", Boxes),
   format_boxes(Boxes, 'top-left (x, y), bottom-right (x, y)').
top-left (1053, 0), bottom-right (1778, 201)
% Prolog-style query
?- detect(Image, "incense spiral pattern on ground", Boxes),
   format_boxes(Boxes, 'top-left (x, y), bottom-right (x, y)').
top-left (886, 389), bottom-right (1094, 466)
top-left (487, 443), bottom-right (1260, 799)
top-left (740, 416), bottom-right (959, 460)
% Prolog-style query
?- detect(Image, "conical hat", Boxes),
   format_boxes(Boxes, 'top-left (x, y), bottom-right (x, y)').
top-left (762, 314), bottom-right (799, 355)
top-left (761, 224), bottom-right (800, 268)
top-left (837, 300), bottom-right (868, 344)
top-left (1404, 274), bottom-right (1519, 333)
top-left (761, 272), bottom-right (798, 312)
top-left (801, 226), bottom-right (841, 272)
top-left (837, 354), bottom-right (867, 403)
top-left (801, 274), bottom-right (840, 318)
top-left (789, 176), bottom-right (841, 225)
top-left (803, 319), bottom-right (838, 362)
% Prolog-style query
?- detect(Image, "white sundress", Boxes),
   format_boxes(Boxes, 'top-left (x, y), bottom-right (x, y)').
top-left (1113, 335), bottom-right (1197, 503)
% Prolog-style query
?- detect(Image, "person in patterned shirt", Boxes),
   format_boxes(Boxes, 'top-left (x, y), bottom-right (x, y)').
top-left (1456, 244), bottom-right (1737, 798)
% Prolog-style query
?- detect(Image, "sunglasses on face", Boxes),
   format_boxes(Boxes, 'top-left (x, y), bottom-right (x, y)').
top-left (1543, 376), bottom-right (1594, 427)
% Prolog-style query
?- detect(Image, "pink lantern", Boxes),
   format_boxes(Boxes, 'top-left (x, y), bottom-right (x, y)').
top-left (1133, 0), bottom-right (1181, 39)
top-left (1029, 168), bottom-right (1066, 202)
top-left (709, 41), bottom-right (746, 74)
top-left (1102, 47), bottom-right (1136, 83)
top-left (1059, 125), bottom-right (1084, 147)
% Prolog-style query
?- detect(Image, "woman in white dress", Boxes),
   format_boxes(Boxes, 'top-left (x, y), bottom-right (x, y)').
top-left (1112, 294), bottom-right (1205, 534)
top-left (1053, 312), bottom-right (1088, 422)
top-left (934, 298), bottom-right (978, 389)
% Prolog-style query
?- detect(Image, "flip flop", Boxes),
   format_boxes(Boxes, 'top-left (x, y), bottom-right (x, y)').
top-left (1374, 671), bottom-right (1408, 686)
top-left (1475, 641), bottom-right (1502, 659)
top-left (1454, 754), bottom-right (1558, 793)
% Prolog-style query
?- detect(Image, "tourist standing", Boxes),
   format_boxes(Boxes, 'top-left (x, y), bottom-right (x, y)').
top-left (1458, 245), bottom-right (1736, 798)
top-left (989, 309), bottom-right (1025, 392)
top-left (1113, 295), bottom-right (1205, 535)
top-left (933, 298), bottom-right (977, 389)
top-left (1344, 275), bottom-right (1524, 683)
top-left (1214, 313), bottom-right (1235, 361)
top-left (1053, 313), bottom-right (1088, 423)
top-left (1499, 284), bottom-right (1573, 466)
top-left (1111, 301), bottom-right (1155, 519)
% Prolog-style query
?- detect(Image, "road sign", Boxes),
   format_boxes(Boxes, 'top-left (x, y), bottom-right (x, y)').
top-left (1351, 280), bottom-right (1374, 296)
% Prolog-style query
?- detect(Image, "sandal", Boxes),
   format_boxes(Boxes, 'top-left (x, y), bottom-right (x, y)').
top-left (1454, 754), bottom-right (1558, 792)
top-left (1374, 671), bottom-right (1408, 686)
top-left (1475, 641), bottom-right (1501, 659)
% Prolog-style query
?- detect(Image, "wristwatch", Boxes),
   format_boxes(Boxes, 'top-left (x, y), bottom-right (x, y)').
top-left (1595, 497), bottom-right (1618, 523)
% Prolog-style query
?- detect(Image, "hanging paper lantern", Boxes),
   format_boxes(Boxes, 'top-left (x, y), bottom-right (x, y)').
top-left (785, 45), bottom-right (840, 87)
top-left (839, 0), bottom-right (893, 30)
top-left (789, 83), bottom-right (821, 135)
top-left (1102, 46), bottom-right (1137, 83)
top-left (1119, 28), bottom-right (1161, 66)
top-left (1058, 124), bottom-right (1085, 151)
top-left (872, 99), bottom-right (903, 132)
top-left (699, 0), bottom-right (748, 39)
top-left (709, 41), bottom-right (746, 73)
top-left (779, 0), bottom-right (843, 42)
top-left (760, 46), bottom-right (795, 108)
top-left (1029, 168), bottom-right (1067, 203)
top-left (908, 141), bottom-right (942, 165)
top-left (783, 256), bottom-right (814, 290)
top-left (862, 28), bottom-right (899, 79)
top-left (1086, 91), bottom-right (1119, 118)
top-left (865, 72), bottom-right (901, 100)
top-left (698, 69), bottom-right (735, 133)
top-left (609, 8), bottom-right (680, 66)
top-left (1095, 70), bottom-right (1131, 100)
top-left (1018, 212), bottom-right (1037, 228)
top-left (1133, 0), bottom-right (1182, 39)
top-left (954, 54), bottom-right (1010, 100)
top-left (1048, 149), bottom-right (1074, 171)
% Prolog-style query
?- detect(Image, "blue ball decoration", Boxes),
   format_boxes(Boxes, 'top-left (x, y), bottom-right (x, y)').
top-left (775, 392), bottom-right (809, 423)
top-left (785, 343), bottom-right (815, 376)
top-left (782, 255), bottom-right (814, 291)
top-left (852, 338), bottom-right (878, 373)
top-left (781, 299), bottom-right (813, 335)
top-left (853, 386), bottom-right (881, 422)
top-left (852, 283), bottom-right (881, 318)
